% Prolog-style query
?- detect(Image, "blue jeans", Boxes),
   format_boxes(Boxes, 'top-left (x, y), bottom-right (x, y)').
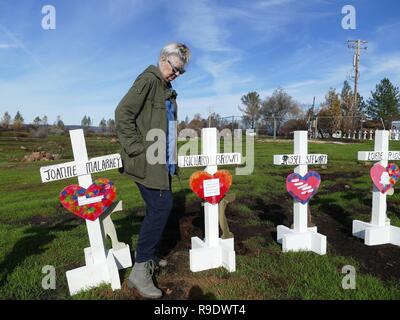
top-left (135, 182), bottom-right (173, 263)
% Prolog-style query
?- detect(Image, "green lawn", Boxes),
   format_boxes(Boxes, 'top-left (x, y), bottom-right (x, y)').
top-left (1, 133), bottom-right (400, 299)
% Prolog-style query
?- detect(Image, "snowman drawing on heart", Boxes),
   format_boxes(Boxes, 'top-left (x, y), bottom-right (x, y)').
top-left (380, 171), bottom-right (394, 195)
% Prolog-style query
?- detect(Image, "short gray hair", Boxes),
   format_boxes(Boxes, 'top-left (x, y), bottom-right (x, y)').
top-left (159, 43), bottom-right (191, 65)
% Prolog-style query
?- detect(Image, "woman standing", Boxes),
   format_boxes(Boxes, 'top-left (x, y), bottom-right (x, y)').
top-left (115, 43), bottom-right (191, 299)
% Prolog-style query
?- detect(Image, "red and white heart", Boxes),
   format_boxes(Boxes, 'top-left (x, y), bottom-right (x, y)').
top-left (286, 171), bottom-right (321, 204)
top-left (189, 170), bottom-right (232, 205)
top-left (59, 178), bottom-right (116, 221)
top-left (370, 163), bottom-right (400, 194)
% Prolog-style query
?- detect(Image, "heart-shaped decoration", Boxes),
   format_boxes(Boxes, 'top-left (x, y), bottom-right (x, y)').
top-left (370, 163), bottom-right (400, 194)
top-left (286, 171), bottom-right (321, 204)
top-left (59, 178), bottom-right (116, 221)
top-left (189, 170), bottom-right (232, 204)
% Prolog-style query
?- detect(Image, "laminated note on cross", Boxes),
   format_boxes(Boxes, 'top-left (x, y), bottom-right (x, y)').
top-left (273, 130), bottom-right (327, 255)
top-left (354, 130), bottom-right (400, 246)
top-left (39, 129), bottom-right (132, 295)
top-left (178, 128), bottom-right (241, 272)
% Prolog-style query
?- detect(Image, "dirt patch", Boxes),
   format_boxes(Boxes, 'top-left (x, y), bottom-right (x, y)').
top-left (151, 189), bottom-right (400, 299)
top-left (315, 209), bottom-right (400, 282)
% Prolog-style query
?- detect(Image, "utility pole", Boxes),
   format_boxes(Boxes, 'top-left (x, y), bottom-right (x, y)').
top-left (273, 115), bottom-right (276, 140)
top-left (348, 40), bottom-right (367, 128)
top-left (311, 96), bottom-right (316, 139)
top-left (208, 106), bottom-right (213, 128)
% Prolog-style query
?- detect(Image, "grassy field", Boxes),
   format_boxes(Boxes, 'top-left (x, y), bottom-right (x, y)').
top-left (1, 133), bottom-right (400, 300)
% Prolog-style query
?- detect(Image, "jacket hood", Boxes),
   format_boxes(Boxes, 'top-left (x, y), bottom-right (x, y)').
top-left (143, 65), bottom-right (175, 96)
top-left (144, 65), bottom-right (163, 81)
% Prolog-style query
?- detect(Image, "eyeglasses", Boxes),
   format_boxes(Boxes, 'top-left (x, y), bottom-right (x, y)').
top-left (167, 59), bottom-right (185, 75)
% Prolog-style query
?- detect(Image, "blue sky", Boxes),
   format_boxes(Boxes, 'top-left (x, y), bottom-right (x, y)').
top-left (0, 0), bottom-right (399, 125)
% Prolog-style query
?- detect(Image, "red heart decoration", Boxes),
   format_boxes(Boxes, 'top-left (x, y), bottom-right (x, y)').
top-left (286, 171), bottom-right (321, 204)
top-left (370, 163), bottom-right (400, 194)
top-left (189, 170), bottom-right (232, 204)
top-left (59, 178), bottom-right (116, 221)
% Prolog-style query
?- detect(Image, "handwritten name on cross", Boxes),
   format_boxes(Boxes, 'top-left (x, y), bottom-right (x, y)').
top-left (39, 129), bottom-right (129, 295)
top-left (274, 131), bottom-right (327, 233)
top-left (358, 130), bottom-right (400, 226)
top-left (177, 128), bottom-right (240, 272)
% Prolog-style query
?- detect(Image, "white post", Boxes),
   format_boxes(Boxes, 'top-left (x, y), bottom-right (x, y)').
top-left (178, 128), bottom-right (242, 272)
top-left (363, 131), bottom-right (367, 140)
top-left (39, 129), bottom-right (132, 295)
top-left (369, 130), bottom-right (373, 140)
top-left (70, 130), bottom-right (107, 263)
top-left (202, 128), bottom-right (219, 247)
top-left (273, 131), bottom-right (327, 255)
top-left (371, 131), bottom-right (388, 227)
top-left (293, 131), bottom-right (308, 233)
top-left (353, 130), bottom-right (400, 246)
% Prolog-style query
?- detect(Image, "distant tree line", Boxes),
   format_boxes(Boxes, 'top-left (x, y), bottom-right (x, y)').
top-left (2, 77), bottom-right (398, 139)
top-left (234, 77), bottom-right (400, 137)
top-left (0, 112), bottom-right (116, 137)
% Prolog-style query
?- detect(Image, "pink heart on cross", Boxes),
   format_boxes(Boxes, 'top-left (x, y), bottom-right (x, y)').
top-left (286, 171), bottom-right (321, 204)
top-left (370, 163), bottom-right (400, 194)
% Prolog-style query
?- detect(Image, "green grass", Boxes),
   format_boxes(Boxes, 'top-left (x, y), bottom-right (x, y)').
top-left (1, 133), bottom-right (400, 299)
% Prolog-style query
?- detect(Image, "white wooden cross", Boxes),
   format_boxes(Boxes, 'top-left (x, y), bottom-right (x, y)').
top-left (273, 131), bottom-right (327, 255)
top-left (178, 128), bottom-right (241, 272)
top-left (353, 130), bottom-right (400, 246)
top-left (39, 129), bottom-right (132, 295)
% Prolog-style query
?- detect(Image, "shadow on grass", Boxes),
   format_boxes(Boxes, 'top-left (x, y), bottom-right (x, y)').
top-left (187, 285), bottom-right (216, 299)
top-left (316, 198), bottom-right (353, 231)
top-left (0, 217), bottom-right (79, 288)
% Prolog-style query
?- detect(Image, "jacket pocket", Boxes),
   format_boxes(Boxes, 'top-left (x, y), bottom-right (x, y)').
top-left (151, 101), bottom-right (167, 130)
top-left (121, 148), bottom-right (147, 179)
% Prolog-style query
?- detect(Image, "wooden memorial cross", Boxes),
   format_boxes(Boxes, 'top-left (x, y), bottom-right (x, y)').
top-left (353, 130), bottom-right (400, 246)
top-left (40, 129), bottom-right (132, 295)
top-left (273, 131), bottom-right (327, 255)
top-left (178, 128), bottom-right (241, 272)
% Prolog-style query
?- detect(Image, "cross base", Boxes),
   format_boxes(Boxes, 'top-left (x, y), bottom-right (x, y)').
top-left (66, 244), bottom-right (132, 296)
top-left (189, 236), bottom-right (235, 272)
top-left (277, 225), bottom-right (327, 255)
top-left (352, 220), bottom-right (400, 246)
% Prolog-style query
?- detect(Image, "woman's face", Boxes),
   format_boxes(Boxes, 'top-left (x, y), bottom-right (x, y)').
top-left (159, 55), bottom-right (185, 82)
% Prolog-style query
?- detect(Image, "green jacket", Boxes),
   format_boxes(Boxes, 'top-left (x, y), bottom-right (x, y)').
top-left (115, 65), bottom-right (177, 190)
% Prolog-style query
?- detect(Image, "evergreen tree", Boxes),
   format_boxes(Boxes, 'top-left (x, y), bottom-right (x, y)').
top-left (99, 118), bottom-right (107, 132)
top-left (366, 78), bottom-right (400, 126)
top-left (13, 111), bottom-right (24, 130)
top-left (33, 116), bottom-right (42, 127)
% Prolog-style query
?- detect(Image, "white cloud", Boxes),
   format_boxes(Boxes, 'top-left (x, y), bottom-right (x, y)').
top-left (0, 43), bottom-right (17, 49)
top-left (0, 23), bottom-right (42, 66)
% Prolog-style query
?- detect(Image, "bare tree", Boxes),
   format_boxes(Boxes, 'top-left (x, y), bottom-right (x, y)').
top-left (238, 92), bottom-right (261, 129)
top-left (1, 112), bottom-right (11, 129)
top-left (261, 88), bottom-right (301, 134)
top-left (318, 88), bottom-right (341, 137)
